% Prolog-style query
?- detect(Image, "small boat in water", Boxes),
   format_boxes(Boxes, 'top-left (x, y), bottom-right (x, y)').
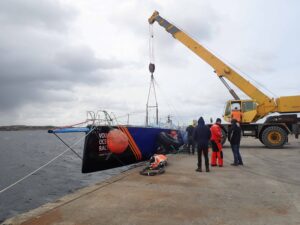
top-left (49, 112), bottom-right (183, 173)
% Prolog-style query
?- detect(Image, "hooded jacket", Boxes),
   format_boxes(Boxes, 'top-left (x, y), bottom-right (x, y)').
top-left (228, 120), bottom-right (242, 145)
top-left (193, 117), bottom-right (211, 148)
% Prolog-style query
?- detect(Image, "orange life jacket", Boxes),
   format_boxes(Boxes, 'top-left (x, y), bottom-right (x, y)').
top-left (150, 154), bottom-right (167, 169)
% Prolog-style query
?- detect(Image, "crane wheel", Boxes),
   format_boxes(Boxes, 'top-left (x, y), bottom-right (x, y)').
top-left (157, 132), bottom-right (182, 148)
top-left (261, 126), bottom-right (287, 148)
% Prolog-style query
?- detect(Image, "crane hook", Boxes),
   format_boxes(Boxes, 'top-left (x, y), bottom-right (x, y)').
top-left (149, 63), bottom-right (155, 74)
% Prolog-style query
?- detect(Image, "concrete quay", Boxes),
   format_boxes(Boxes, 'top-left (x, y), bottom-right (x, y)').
top-left (2, 137), bottom-right (300, 225)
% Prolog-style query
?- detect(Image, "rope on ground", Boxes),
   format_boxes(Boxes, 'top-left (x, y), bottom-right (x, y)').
top-left (0, 127), bottom-right (96, 195)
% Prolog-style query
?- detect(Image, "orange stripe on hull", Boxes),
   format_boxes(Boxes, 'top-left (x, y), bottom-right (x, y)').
top-left (118, 126), bottom-right (138, 160)
top-left (120, 126), bottom-right (142, 160)
top-left (118, 126), bottom-right (140, 160)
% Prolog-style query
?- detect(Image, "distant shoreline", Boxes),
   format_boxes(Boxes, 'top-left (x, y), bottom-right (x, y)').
top-left (0, 125), bottom-right (57, 131)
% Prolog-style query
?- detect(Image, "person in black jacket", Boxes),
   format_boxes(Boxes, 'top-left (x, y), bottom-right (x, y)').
top-left (228, 119), bottom-right (243, 166)
top-left (186, 122), bottom-right (196, 154)
top-left (193, 117), bottom-right (211, 172)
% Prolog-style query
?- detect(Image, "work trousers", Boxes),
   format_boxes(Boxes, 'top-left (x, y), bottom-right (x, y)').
top-left (197, 146), bottom-right (209, 170)
top-left (231, 144), bottom-right (243, 165)
top-left (211, 140), bottom-right (223, 166)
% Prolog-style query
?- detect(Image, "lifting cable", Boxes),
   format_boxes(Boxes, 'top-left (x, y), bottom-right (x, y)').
top-left (0, 126), bottom-right (96, 195)
top-left (146, 24), bottom-right (159, 126)
top-left (149, 24), bottom-right (155, 65)
top-left (148, 24), bottom-right (181, 126)
top-left (152, 79), bottom-right (181, 125)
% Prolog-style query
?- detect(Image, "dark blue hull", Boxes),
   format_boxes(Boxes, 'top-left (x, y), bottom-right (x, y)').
top-left (82, 126), bottom-right (182, 173)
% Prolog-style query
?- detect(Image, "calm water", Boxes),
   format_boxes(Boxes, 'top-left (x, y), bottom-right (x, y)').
top-left (0, 130), bottom-right (132, 222)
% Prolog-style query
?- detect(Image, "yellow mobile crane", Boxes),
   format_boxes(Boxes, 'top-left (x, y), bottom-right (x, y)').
top-left (149, 11), bottom-right (300, 148)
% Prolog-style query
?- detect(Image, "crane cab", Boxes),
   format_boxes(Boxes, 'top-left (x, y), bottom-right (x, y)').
top-left (224, 100), bottom-right (258, 123)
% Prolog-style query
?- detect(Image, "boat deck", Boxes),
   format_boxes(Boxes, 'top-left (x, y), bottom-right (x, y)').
top-left (2, 137), bottom-right (300, 225)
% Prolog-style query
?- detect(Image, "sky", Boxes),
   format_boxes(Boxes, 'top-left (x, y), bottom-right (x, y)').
top-left (0, 0), bottom-right (299, 126)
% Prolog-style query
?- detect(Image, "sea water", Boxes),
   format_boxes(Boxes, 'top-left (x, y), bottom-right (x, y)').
top-left (0, 130), bottom-right (129, 222)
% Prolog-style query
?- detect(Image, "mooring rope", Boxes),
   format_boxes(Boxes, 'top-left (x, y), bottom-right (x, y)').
top-left (0, 127), bottom-right (96, 195)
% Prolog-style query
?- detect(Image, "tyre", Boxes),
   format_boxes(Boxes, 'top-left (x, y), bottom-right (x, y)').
top-left (140, 166), bottom-right (165, 176)
top-left (157, 132), bottom-right (182, 148)
top-left (261, 126), bottom-right (287, 148)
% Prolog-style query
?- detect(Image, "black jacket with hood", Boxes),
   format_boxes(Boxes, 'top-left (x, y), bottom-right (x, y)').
top-left (193, 117), bottom-right (211, 148)
top-left (228, 120), bottom-right (242, 145)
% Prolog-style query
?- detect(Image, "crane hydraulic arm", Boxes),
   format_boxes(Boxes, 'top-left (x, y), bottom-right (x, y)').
top-left (148, 11), bottom-right (300, 120)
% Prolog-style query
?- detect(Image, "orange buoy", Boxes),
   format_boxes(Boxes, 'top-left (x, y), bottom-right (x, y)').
top-left (107, 129), bottom-right (129, 154)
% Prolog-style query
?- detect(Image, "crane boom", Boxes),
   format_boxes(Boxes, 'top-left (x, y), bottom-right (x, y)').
top-left (148, 11), bottom-right (278, 116)
top-left (148, 11), bottom-right (300, 148)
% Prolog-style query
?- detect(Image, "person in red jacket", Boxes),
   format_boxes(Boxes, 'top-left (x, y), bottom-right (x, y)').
top-left (210, 118), bottom-right (223, 167)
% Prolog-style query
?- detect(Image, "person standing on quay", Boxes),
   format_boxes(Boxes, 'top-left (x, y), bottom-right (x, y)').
top-left (210, 118), bottom-right (223, 167)
top-left (193, 117), bottom-right (211, 172)
top-left (228, 119), bottom-right (243, 166)
top-left (186, 120), bottom-right (196, 154)
top-left (231, 106), bottom-right (243, 123)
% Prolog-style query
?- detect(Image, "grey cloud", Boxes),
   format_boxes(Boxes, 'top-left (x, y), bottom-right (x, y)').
top-left (55, 47), bottom-right (102, 73)
top-left (163, 1), bottom-right (221, 42)
top-left (0, 82), bottom-right (75, 111)
top-left (157, 5), bottom-right (220, 64)
top-left (237, 50), bottom-right (277, 75)
top-left (0, 0), bottom-right (76, 31)
top-left (0, 1), bottom-right (128, 115)
top-left (108, 2), bottom-right (220, 66)
top-left (0, 41), bottom-right (108, 84)
top-left (55, 46), bottom-right (125, 73)
top-left (0, 42), bottom-right (112, 112)
top-left (109, 1), bottom-right (219, 40)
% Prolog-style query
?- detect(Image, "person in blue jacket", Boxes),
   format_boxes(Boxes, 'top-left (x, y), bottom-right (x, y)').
top-left (193, 117), bottom-right (211, 172)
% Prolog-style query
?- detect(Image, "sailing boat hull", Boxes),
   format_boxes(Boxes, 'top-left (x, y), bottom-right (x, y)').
top-left (49, 126), bottom-right (183, 173)
top-left (81, 126), bottom-right (183, 173)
